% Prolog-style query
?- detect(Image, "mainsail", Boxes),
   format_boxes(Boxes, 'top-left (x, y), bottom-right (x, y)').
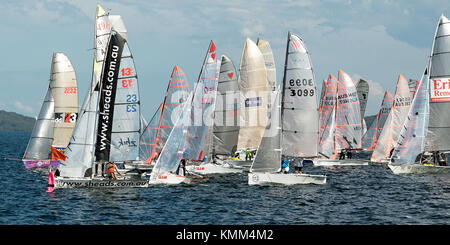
top-left (140, 66), bottom-right (189, 163)
top-left (257, 39), bottom-right (277, 90)
top-left (335, 70), bottom-right (362, 151)
top-left (356, 79), bottom-right (369, 122)
top-left (23, 87), bottom-right (55, 160)
top-left (392, 70), bottom-right (429, 164)
top-left (319, 74), bottom-right (338, 158)
top-left (408, 79), bottom-right (419, 99)
top-left (281, 32), bottom-right (318, 157)
top-left (371, 75), bottom-right (412, 161)
top-left (51, 52), bottom-right (79, 150)
top-left (184, 41), bottom-right (221, 161)
top-left (361, 91), bottom-right (393, 150)
top-left (424, 15), bottom-right (450, 152)
top-left (237, 38), bottom-right (270, 151)
top-left (211, 55), bottom-right (240, 156)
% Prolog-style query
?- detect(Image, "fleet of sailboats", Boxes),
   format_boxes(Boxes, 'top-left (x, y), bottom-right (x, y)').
top-left (8, 4), bottom-right (449, 192)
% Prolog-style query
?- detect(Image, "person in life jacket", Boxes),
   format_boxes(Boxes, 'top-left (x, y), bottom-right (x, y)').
top-left (106, 162), bottom-right (122, 180)
top-left (280, 157), bottom-right (289, 174)
top-left (245, 149), bottom-right (253, 161)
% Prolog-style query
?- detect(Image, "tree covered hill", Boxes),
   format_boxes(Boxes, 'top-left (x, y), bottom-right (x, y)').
top-left (0, 110), bottom-right (35, 132)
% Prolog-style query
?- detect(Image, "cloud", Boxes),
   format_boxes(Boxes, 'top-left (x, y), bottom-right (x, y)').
top-left (13, 101), bottom-right (34, 114)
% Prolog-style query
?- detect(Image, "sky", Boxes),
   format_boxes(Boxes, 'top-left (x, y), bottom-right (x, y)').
top-left (1, 0), bottom-right (449, 120)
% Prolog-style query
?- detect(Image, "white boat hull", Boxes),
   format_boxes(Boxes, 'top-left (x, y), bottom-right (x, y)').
top-left (54, 176), bottom-right (149, 189)
top-left (149, 172), bottom-right (209, 185)
top-left (388, 163), bottom-right (450, 175)
top-left (313, 159), bottom-right (369, 167)
top-left (248, 172), bottom-right (326, 185)
top-left (224, 160), bottom-right (252, 171)
top-left (186, 163), bottom-right (243, 175)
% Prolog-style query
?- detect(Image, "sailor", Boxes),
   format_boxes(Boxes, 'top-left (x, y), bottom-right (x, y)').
top-left (245, 149), bottom-right (252, 161)
top-left (280, 157), bottom-right (289, 174)
top-left (339, 150), bottom-right (346, 160)
top-left (106, 162), bottom-right (121, 180)
top-left (346, 149), bottom-right (352, 159)
top-left (176, 159), bottom-right (187, 176)
top-left (294, 157), bottom-right (303, 174)
top-left (437, 152), bottom-right (447, 166)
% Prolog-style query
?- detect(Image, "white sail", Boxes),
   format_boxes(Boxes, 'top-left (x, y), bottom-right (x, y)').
top-left (356, 79), bottom-right (369, 122)
top-left (408, 79), bottom-right (419, 99)
top-left (107, 39), bottom-right (141, 162)
top-left (361, 91), bottom-right (393, 150)
top-left (212, 55), bottom-right (240, 156)
top-left (392, 69), bottom-right (429, 164)
top-left (250, 90), bottom-right (281, 173)
top-left (50, 52), bottom-right (78, 150)
top-left (424, 15), bottom-right (450, 152)
top-left (184, 41), bottom-right (220, 161)
top-left (23, 87), bottom-right (55, 160)
top-left (237, 38), bottom-right (270, 151)
top-left (371, 75), bottom-right (412, 161)
top-left (281, 32), bottom-right (319, 157)
top-left (257, 39), bottom-right (277, 90)
top-left (336, 70), bottom-right (362, 151)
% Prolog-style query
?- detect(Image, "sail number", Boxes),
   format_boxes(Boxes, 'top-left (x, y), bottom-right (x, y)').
top-left (126, 94), bottom-right (137, 102)
top-left (122, 79), bottom-right (134, 88)
top-left (290, 89), bottom-right (315, 97)
top-left (54, 113), bottom-right (77, 123)
top-left (289, 79), bottom-right (314, 97)
top-left (127, 105), bottom-right (137, 112)
top-left (121, 68), bottom-right (133, 77)
top-left (64, 88), bottom-right (77, 94)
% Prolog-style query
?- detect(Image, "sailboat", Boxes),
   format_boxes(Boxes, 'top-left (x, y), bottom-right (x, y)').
top-left (248, 32), bottom-right (326, 186)
top-left (227, 38), bottom-right (270, 168)
top-left (51, 6), bottom-right (148, 188)
top-left (361, 91), bottom-right (393, 150)
top-left (370, 75), bottom-right (412, 163)
top-left (22, 52), bottom-right (78, 169)
top-left (356, 79), bottom-right (369, 136)
top-left (315, 70), bottom-right (368, 166)
top-left (149, 41), bottom-right (220, 184)
top-left (139, 66), bottom-right (190, 166)
top-left (389, 15), bottom-right (450, 174)
top-left (186, 55), bottom-right (243, 174)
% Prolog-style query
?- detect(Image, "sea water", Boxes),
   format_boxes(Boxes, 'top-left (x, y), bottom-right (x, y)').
top-left (0, 131), bottom-right (448, 225)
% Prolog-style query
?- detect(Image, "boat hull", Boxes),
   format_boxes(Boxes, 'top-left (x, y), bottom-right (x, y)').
top-left (186, 163), bottom-right (243, 175)
top-left (225, 160), bottom-right (252, 171)
top-left (313, 159), bottom-right (369, 167)
top-left (388, 163), bottom-right (450, 175)
top-left (248, 172), bottom-right (326, 185)
top-left (54, 177), bottom-right (149, 189)
top-left (23, 160), bottom-right (60, 169)
top-left (149, 172), bottom-right (209, 185)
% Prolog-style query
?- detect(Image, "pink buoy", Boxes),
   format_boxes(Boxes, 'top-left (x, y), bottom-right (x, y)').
top-left (46, 171), bottom-right (55, 193)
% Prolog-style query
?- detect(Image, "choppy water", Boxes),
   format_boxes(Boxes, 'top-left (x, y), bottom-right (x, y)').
top-left (0, 131), bottom-right (449, 225)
